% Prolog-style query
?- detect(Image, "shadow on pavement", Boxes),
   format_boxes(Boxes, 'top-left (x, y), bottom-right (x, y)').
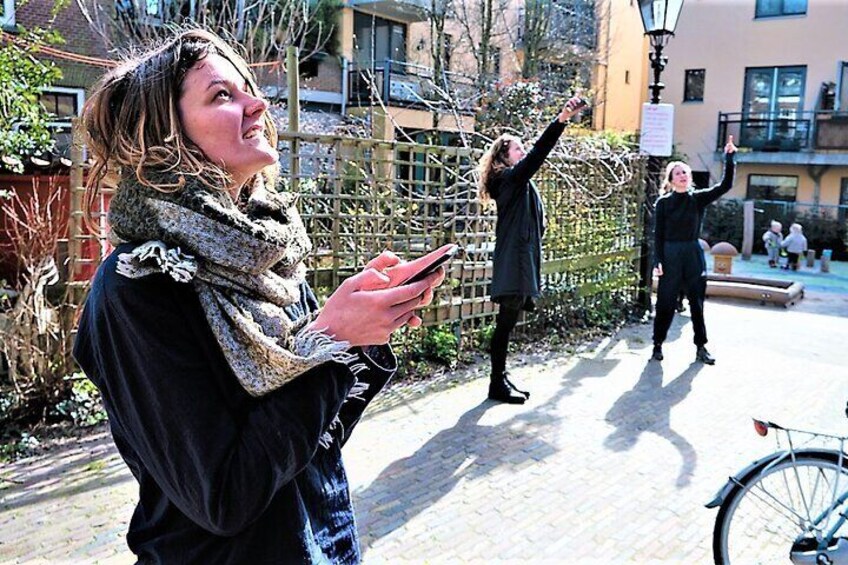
top-left (603, 360), bottom-right (704, 488)
top-left (0, 432), bottom-right (132, 513)
top-left (354, 399), bottom-right (559, 551)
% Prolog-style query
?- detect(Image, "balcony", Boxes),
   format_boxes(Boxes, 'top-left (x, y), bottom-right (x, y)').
top-left (348, 0), bottom-right (428, 23)
top-left (347, 59), bottom-right (476, 113)
top-left (717, 111), bottom-right (848, 166)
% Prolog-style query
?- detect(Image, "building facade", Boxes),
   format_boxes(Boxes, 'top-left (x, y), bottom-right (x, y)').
top-left (662, 0), bottom-right (848, 207)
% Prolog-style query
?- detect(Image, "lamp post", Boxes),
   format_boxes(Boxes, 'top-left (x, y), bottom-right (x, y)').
top-left (636, 0), bottom-right (684, 312)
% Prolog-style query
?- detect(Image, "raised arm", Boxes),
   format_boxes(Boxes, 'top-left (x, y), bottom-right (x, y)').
top-left (695, 136), bottom-right (737, 207)
top-left (505, 96), bottom-right (585, 185)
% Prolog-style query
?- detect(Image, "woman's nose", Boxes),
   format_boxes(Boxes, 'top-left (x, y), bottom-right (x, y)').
top-left (245, 93), bottom-right (268, 117)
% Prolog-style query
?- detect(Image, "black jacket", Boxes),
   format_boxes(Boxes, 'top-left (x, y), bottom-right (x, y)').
top-left (488, 119), bottom-right (567, 300)
top-left (73, 243), bottom-right (396, 564)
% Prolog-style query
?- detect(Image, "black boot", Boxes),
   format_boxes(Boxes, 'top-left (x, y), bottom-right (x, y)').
top-left (652, 344), bottom-right (664, 361)
top-left (488, 374), bottom-right (526, 404)
top-left (696, 346), bottom-right (715, 365)
top-left (503, 371), bottom-right (530, 399)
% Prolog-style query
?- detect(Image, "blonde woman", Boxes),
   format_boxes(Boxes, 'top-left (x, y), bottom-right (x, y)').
top-left (477, 96), bottom-right (584, 404)
top-left (652, 136), bottom-right (737, 365)
top-left (73, 29), bottom-right (444, 563)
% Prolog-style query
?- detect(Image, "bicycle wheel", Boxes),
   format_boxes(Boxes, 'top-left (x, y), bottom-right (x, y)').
top-left (714, 451), bottom-right (848, 565)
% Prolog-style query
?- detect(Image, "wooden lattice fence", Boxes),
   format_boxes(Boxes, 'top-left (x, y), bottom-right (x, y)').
top-left (68, 128), bottom-right (646, 344)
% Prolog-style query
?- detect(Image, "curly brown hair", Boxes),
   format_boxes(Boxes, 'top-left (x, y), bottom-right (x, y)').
top-left (477, 134), bottom-right (521, 206)
top-left (82, 28), bottom-right (278, 227)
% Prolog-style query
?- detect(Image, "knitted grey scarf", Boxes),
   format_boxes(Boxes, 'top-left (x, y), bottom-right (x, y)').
top-left (108, 175), bottom-right (360, 397)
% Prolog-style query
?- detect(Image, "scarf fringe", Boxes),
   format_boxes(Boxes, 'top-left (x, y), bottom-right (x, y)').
top-left (116, 240), bottom-right (198, 283)
top-left (292, 327), bottom-right (357, 368)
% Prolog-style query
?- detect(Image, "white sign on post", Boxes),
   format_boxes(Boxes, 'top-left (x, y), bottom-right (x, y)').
top-left (639, 103), bottom-right (675, 157)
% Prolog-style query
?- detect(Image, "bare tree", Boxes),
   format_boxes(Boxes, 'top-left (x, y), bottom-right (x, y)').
top-left (74, 0), bottom-right (342, 76)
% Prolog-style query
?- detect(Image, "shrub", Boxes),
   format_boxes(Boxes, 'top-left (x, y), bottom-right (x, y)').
top-left (53, 374), bottom-right (107, 428)
top-left (422, 325), bottom-right (459, 365)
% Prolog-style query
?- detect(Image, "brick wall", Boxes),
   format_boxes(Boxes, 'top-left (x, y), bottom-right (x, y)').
top-left (16, 0), bottom-right (111, 89)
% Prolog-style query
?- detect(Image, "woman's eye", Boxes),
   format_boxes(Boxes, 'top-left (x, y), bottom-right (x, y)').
top-left (215, 90), bottom-right (232, 101)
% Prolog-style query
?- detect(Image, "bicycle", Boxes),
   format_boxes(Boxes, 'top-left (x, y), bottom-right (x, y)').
top-left (707, 407), bottom-right (848, 565)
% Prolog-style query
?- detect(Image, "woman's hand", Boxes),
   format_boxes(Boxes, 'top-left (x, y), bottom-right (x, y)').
top-left (653, 263), bottom-right (664, 278)
top-left (308, 253), bottom-right (446, 347)
top-left (724, 135), bottom-right (737, 154)
top-left (557, 96), bottom-right (587, 123)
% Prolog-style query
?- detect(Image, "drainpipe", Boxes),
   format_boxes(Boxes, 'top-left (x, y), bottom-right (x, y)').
top-left (807, 164), bottom-right (830, 211)
top-left (341, 56), bottom-right (348, 116)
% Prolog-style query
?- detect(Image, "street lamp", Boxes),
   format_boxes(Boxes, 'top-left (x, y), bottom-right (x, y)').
top-left (636, 0), bottom-right (684, 312)
top-left (638, 0), bottom-right (684, 104)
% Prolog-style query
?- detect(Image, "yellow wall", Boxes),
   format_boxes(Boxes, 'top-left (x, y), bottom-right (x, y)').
top-left (593, 0), bottom-right (648, 132)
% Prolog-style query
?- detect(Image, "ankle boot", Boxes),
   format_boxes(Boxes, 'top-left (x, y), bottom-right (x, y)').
top-left (652, 344), bottom-right (664, 361)
top-left (696, 346), bottom-right (715, 365)
top-left (502, 371), bottom-right (530, 399)
top-left (488, 375), bottom-right (526, 404)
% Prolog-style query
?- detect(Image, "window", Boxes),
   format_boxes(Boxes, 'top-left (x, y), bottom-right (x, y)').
top-left (353, 13), bottom-right (407, 66)
top-left (115, 0), bottom-right (169, 25)
top-left (746, 174), bottom-right (798, 201)
top-left (742, 66), bottom-right (806, 149)
top-left (625, 70), bottom-right (630, 85)
top-left (756, 0), bottom-right (807, 18)
top-left (691, 171), bottom-right (711, 189)
top-left (0, 0), bottom-right (15, 28)
top-left (684, 69), bottom-right (705, 102)
top-left (40, 91), bottom-right (81, 121)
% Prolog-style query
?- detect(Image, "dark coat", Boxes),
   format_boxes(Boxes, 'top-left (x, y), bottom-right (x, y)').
top-left (489, 119), bottom-right (566, 302)
top-left (73, 243), bottom-right (396, 564)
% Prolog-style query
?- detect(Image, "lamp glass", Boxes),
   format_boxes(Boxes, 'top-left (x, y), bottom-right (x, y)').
top-left (639, 0), bottom-right (684, 35)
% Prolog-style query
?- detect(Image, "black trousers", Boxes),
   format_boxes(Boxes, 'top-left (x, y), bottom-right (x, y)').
top-left (489, 296), bottom-right (529, 376)
top-left (787, 251), bottom-right (800, 270)
top-left (653, 241), bottom-right (708, 347)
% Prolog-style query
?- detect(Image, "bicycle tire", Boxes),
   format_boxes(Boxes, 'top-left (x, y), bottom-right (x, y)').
top-left (713, 451), bottom-right (848, 565)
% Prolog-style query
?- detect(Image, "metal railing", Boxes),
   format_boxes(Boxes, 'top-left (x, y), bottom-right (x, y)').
top-left (346, 59), bottom-right (477, 112)
top-left (717, 111), bottom-right (848, 152)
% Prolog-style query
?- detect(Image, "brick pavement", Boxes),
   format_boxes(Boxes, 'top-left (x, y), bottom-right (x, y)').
top-left (2, 293), bottom-right (847, 564)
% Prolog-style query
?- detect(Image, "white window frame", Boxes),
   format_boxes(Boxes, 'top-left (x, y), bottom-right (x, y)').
top-left (40, 86), bottom-right (86, 129)
top-left (1, 0), bottom-right (16, 28)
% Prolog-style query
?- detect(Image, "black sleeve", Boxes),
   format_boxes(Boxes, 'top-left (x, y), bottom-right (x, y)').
top-left (76, 272), bottom-right (357, 537)
top-left (336, 345), bottom-right (397, 447)
top-left (653, 198), bottom-right (666, 267)
top-left (694, 153), bottom-right (736, 207)
top-left (503, 119), bottom-right (567, 186)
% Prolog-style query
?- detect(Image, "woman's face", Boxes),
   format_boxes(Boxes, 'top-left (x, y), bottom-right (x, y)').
top-left (506, 140), bottom-right (526, 166)
top-left (670, 165), bottom-right (690, 191)
top-left (178, 53), bottom-right (277, 190)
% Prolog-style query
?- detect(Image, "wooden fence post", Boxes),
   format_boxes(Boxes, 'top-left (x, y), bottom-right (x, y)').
top-left (287, 46), bottom-right (300, 193)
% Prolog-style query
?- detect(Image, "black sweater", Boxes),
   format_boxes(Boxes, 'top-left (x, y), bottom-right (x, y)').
top-left (653, 154), bottom-right (736, 266)
top-left (73, 243), bottom-right (396, 564)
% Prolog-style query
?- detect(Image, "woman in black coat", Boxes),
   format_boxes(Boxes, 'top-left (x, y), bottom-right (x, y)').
top-left (73, 29), bottom-right (444, 564)
top-left (477, 97), bottom-right (584, 404)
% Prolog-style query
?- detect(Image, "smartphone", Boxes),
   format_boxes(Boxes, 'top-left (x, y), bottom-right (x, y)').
top-left (396, 244), bottom-right (461, 286)
top-left (571, 98), bottom-right (589, 112)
